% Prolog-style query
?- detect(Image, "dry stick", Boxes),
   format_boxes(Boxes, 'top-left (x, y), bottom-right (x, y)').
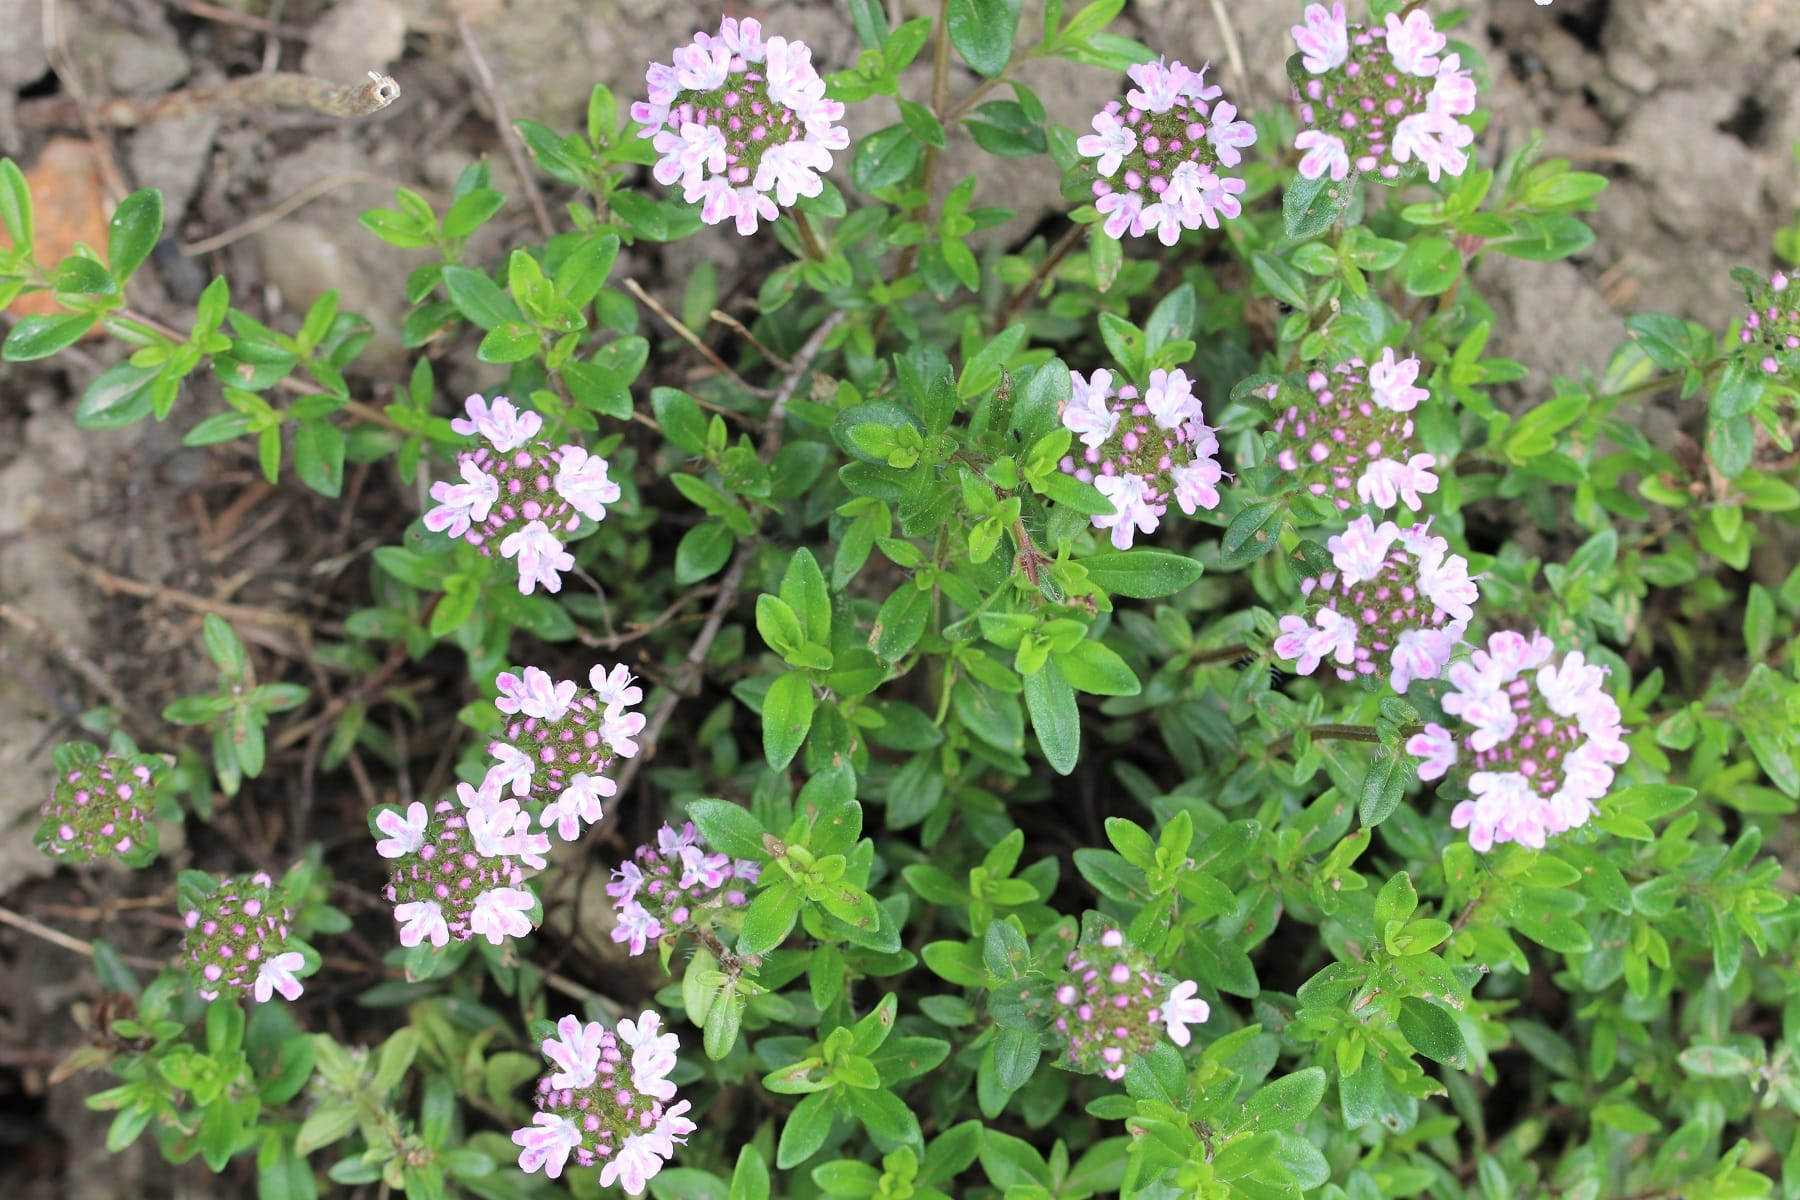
top-left (17, 68), bottom-right (401, 128)
top-left (181, 170), bottom-right (435, 256)
top-left (996, 221), bottom-right (1085, 330)
top-left (0, 904), bottom-right (165, 970)
top-left (0, 602), bottom-right (144, 730)
top-left (1205, 0), bottom-right (1251, 105)
top-left (622, 277), bottom-right (772, 402)
top-left (161, 0), bottom-right (313, 40)
top-left (610, 311), bottom-right (848, 798)
top-left (452, 14), bottom-right (554, 240)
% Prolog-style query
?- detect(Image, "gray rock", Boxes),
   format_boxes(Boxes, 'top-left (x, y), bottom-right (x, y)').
top-left (303, 0), bottom-right (409, 81)
top-left (127, 113), bottom-right (220, 224)
top-left (0, 0), bottom-right (47, 91)
top-left (1602, 0), bottom-right (1800, 92)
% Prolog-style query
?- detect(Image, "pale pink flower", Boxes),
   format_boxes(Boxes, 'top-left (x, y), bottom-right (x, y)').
top-left (554, 446), bottom-right (621, 522)
top-left (1295, 130), bottom-right (1352, 181)
top-left (1292, 4), bottom-right (1349, 73)
top-left (374, 801), bottom-right (429, 859)
top-left (512, 1113), bottom-right (583, 1180)
top-left (423, 460), bottom-right (498, 539)
top-left (469, 887), bottom-right (536, 944)
top-left (500, 521), bottom-right (574, 595)
top-left (590, 664), bottom-right (644, 707)
top-left (252, 952), bottom-right (305, 1003)
top-left (395, 900), bottom-right (450, 949)
top-left (1163, 979), bottom-right (1211, 1046)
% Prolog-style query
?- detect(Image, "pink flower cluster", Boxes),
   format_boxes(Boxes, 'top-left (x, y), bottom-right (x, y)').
top-left (1289, 5), bottom-right (1477, 183)
top-left (1059, 367), bottom-right (1225, 549)
top-left (1269, 349), bottom-right (1439, 512)
top-left (513, 1011), bottom-right (694, 1195)
top-left (631, 18), bottom-right (848, 235)
top-left (1737, 269), bottom-right (1800, 378)
top-left (424, 394), bottom-right (621, 596)
top-left (376, 779), bottom-right (548, 949)
top-left (36, 748), bottom-right (159, 865)
top-left (1273, 516), bottom-right (1478, 692)
top-left (608, 821), bottom-right (759, 956)
top-left (182, 871), bottom-right (307, 1004)
top-left (1076, 59), bottom-right (1257, 244)
top-left (1407, 632), bottom-right (1629, 852)
top-left (1049, 920), bottom-right (1210, 1080)
top-left (482, 663), bottom-right (645, 841)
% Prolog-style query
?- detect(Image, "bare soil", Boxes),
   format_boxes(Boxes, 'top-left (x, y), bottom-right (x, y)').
top-left (1, 0), bottom-right (1796, 1195)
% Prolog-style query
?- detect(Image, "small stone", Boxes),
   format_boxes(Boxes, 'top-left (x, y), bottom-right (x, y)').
top-left (303, 0), bottom-right (408, 80)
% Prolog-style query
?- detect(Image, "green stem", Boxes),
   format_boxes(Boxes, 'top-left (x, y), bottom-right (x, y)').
top-left (791, 210), bottom-right (827, 262)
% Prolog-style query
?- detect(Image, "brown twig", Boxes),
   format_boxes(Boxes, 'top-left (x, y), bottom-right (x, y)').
top-left (622, 277), bottom-right (771, 402)
top-left (452, 14), bottom-right (554, 239)
top-left (161, 0), bottom-right (313, 40)
top-left (996, 221), bottom-right (1085, 330)
top-left (61, 553), bottom-right (312, 633)
top-left (0, 602), bottom-right (145, 730)
top-left (181, 170), bottom-right (436, 256)
top-left (0, 904), bottom-right (165, 970)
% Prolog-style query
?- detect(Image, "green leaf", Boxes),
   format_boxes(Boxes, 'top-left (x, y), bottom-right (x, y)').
top-left (776, 1090), bottom-right (836, 1169)
top-left (53, 254), bottom-right (116, 295)
top-left (851, 125), bottom-right (924, 192)
top-left (107, 189), bottom-right (164, 283)
top-left (1079, 549), bottom-right (1202, 598)
top-left (653, 387), bottom-right (709, 455)
top-left (1284, 172), bottom-right (1355, 239)
top-left (292, 418), bottom-right (345, 498)
top-left (1241, 1067), bottom-right (1327, 1132)
top-left (780, 549), bottom-right (832, 645)
top-left (947, 0), bottom-right (1019, 77)
top-left (729, 1145), bottom-right (771, 1200)
top-left (1396, 996), bottom-right (1468, 1067)
top-left (687, 800), bottom-right (767, 860)
top-left (1359, 749), bottom-right (1412, 827)
top-left (1051, 640), bottom-right (1139, 696)
top-left (4, 311), bottom-right (97, 361)
top-left (740, 881), bottom-right (801, 955)
top-left (762, 670), bottom-right (816, 770)
top-left (675, 520), bottom-right (735, 584)
top-left (0, 158), bottom-right (33, 248)
top-left (439, 265), bottom-right (520, 330)
top-left (1397, 235), bottom-right (1461, 295)
top-left (77, 361), bottom-right (161, 428)
top-left (872, 584), bottom-right (931, 663)
top-left (1024, 657), bottom-right (1079, 776)
top-left (1218, 500), bottom-right (1284, 568)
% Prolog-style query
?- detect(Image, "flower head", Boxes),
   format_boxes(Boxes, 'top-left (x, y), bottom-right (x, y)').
top-left (1290, 9), bottom-right (1477, 183)
top-left (608, 821), bottom-right (758, 956)
top-left (35, 746), bottom-right (161, 865)
top-left (182, 872), bottom-right (305, 1002)
top-left (1733, 266), bottom-right (1800, 382)
top-left (482, 663), bottom-right (644, 831)
top-left (426, 394), bottom-right (623, 595)
top-left (1048, 917), bottom-right (1209, 1079)
top-left (1267, 353), bottom-right (1440, 513)
top-left (1272, 516), bottom-right (1477, 691)
top-left (514, 1010), bottom-right (689, 1194)
top-left (1078, 59), bottom-right (1255, 244)
top-left (1060, 368), bottom-right (1226, 549)
top-left (632, 20), bottom-right (847, 235)
top-left (1406, 632), bottom-right (1630, 851)
top-left (381, 792), bottom-right (540, 948)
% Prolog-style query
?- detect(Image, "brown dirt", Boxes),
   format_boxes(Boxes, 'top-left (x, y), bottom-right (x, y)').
top-left (1, 0), bottom-right (1795, 1195)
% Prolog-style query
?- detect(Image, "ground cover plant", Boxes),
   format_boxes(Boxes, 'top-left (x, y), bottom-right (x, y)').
top-left (3, 0), bottom-right (1800, 1197)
